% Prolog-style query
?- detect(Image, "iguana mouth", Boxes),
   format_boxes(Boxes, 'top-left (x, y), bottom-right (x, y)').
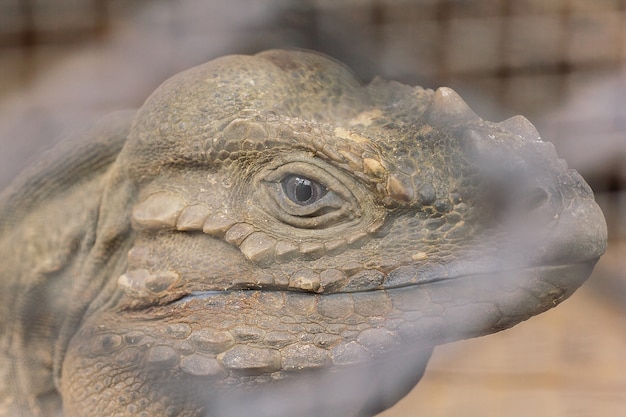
top-left (175, 259), bottom-right (597, 316)
top-left (175, 260), bottom-right (596, 297)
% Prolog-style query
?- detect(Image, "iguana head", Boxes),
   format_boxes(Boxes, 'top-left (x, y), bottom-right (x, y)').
top-left (61, 50), bottom-right (606, 416)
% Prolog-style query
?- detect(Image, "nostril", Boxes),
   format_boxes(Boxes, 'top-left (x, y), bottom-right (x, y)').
top-left (519, 187), bottom-right (550, 213)
top-left (489, 185), bottom-right (558, 237)
top-left (481, 172), bottom-right (562, 229)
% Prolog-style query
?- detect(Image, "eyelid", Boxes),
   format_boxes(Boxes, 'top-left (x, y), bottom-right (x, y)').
top-left (258, 161), bottom-right (360, 229)
top-left (264, 162), bottom-right (353, 201)
top-left (271, 182), bottom-right (344, 215)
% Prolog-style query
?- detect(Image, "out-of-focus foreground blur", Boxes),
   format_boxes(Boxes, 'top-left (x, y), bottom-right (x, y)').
top-left (0, 1), bottom-right (624, 416)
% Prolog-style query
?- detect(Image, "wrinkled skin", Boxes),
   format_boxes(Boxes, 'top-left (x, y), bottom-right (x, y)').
top-left (0, 50), bottom-right (607, 417)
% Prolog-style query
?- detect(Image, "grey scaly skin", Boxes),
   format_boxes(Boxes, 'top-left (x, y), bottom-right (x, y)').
top-left (0, 50), bottom-right (607, 417)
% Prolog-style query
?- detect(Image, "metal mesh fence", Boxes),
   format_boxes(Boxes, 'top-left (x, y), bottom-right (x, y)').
top-left (0, 1), bottom-right (624, 416)
top-left (2, 0), bottom-right (626, 115)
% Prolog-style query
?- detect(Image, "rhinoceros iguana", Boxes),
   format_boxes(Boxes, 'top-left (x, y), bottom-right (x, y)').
top-left (0, 50), bottom-right (607, 417)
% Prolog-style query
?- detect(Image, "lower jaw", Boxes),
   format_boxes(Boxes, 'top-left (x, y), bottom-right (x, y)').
top-left (77, 263), bottom-right (596, 376)
top-left (193, 262), bottom-right (594, 415)
top-left (201, 261), bottom-right (594, 414)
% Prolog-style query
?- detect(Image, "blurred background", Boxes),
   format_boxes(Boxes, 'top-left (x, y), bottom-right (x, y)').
top-left (0, 0), bottom-right (624, 416)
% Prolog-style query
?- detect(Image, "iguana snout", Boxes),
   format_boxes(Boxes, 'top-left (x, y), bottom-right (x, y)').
top-left (452, 105), bottom-right (606, 270)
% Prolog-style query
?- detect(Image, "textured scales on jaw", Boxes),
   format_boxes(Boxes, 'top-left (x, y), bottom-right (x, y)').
top-left (81, 265), bottom-right (563, 380)
top-left (75, 287), bottom-right (426, 379)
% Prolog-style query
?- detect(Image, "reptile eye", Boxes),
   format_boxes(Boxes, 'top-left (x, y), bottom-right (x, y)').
top-left (258, 160), bottom-right (362, 229)
top-left (282, 175), bottom-right (327, 205)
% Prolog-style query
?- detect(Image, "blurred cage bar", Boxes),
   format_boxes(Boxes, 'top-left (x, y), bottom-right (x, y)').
top-left (0, 0), bottom-right (137, 92)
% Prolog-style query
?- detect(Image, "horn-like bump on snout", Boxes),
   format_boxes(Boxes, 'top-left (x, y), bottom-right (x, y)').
top-left (427, 87), bottom-right (481, 128)
top-left (497, 115), bottom-right (541, 142)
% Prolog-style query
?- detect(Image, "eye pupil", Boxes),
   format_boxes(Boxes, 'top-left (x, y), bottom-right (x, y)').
top-left (282, 175), bottom-right (326, 205)
top-left (295, 179), bottom-right (313, 203)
